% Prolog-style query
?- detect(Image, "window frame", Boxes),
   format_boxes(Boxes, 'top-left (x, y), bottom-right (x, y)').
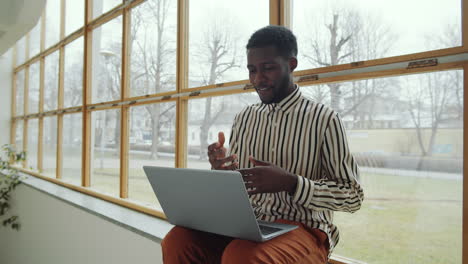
top-left (9, 0), bottom-right (468, 263)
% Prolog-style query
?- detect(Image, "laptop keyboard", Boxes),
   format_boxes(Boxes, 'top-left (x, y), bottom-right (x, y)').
top-left (259, 224), bottom-right (282, 235)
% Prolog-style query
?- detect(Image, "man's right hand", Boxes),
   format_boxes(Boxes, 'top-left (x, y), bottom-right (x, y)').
top-left (208, 132), bottom-right (238, 170)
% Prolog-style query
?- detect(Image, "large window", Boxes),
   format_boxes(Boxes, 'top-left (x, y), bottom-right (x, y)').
top-left (10, 1), bottom-right (466, 263)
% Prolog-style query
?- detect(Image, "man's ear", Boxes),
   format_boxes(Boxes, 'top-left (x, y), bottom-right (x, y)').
top-left (289, 57), bottom-right (298, 72)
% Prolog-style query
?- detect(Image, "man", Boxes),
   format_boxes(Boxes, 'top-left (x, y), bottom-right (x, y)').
top-left (162, 25), bottom-right (364, 264)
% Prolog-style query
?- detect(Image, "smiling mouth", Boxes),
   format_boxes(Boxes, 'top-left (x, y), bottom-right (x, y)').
top-left (256, 87), bottom-right (270, 91)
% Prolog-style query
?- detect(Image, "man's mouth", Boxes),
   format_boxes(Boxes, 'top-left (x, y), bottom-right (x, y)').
top-left (256, 87), bottom-right (270, 91)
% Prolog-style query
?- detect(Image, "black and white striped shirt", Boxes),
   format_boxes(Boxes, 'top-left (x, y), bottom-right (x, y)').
top-left (229, 87), bottom-right (364, 253)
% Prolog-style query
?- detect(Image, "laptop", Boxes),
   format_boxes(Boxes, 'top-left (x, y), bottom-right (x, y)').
top-left (143, 166), bottom-right (298, 242)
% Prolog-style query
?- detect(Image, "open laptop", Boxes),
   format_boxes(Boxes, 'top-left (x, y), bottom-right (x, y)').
top-left (143, 166), bottom-right (298, 242)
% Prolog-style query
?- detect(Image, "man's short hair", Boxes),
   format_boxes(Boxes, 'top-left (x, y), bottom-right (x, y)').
top-left (246, 25), bottom-right (298, 58)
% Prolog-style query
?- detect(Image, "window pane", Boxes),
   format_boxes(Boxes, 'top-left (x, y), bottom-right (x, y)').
top-left (45, 0), bottom-right (61, 49)
top-left (16, 70), bottom-right (25, 116)
top-left (91, 17), bottom-right (122, 103)
top-left (15, 120), bottom-right (23, 153)
top-left (292, 0), bottom-right (461, 71)
top-left (128, 102), bottom-right (176, 208)
top-left (92, 0), bottom-right (122, 19)
top-left (16, 36), bottom-right (26, 65)
top-left (65, 0), bottom-right (84, 36)
top-left (44, 51), bottom-right (60, 111)
top-left (64, 37), bottom-right (84, 108)
top-left (91, 109), bottom-right (121, 196)
top-left (129, 0), bottom-right (177, 97)
top-left (187, 92), bottom-right (259, 169)
top-left (29, 20), bottom-right (41, 58)
top-left (29, 62), bottom-right (40, 114)
top-left (27, 119), bottom-right (39, 171)
top-left (43, 116), bottom-right (57, 178)
top-left (188, 0), bottom-right (268, 88)
top-left (62, 113), bottom-right (82, 185)
top-left (300, 70), bottom-right (463, 263)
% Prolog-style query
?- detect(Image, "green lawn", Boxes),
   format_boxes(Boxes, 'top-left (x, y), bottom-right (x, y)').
top-left (333, 172), bottom-right (462, 264)
top-left (80, 167), bottom-right (463, 264)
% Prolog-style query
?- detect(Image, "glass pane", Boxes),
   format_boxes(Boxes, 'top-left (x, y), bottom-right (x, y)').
top-left (128, 102), bottom-right (176, 208)
top-left (64, 37), bottom-right (84, 108)
top-left (45, 0), bottom-right (61, 49)
top-left (65, 0), bottom-right (84, 36)
top-left (62, 113), bottom-right (82, 185)
top-left (16, 36), bottom-right (26, 65)
top-left (187, 92), bottom-right (259, 169)
top-left (188, 0), bottom-right (269, 88)
top-left (43, 116), bottom-right (57, 178)
top-left (29, 20), bottom-right (41, 58)
top-left (92, 0), bottom-right (122, 19)
top-left (44, 50), bottom-right (60, 111)
top-left (292, 0), bottom-right (462, 71)
top-left (15, 120), bottom-right (23, 153)
top-left (91, 17), bottom-right (122, 103)
top-left (29, 62), bottom-right (40, 114)
top-left (16, 70), bottom-right (25, 116)
top-left (300, 70), bottom-right (463, 263)
top-left (91, 109), bottom-right (121, 196)
top-left (129, 0), bottom-right (177, 97)
top-left (27, 119), bottom-right (39, 171)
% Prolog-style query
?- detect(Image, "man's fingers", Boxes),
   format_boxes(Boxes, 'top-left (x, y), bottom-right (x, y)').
top-left (207, 142), bottom-right (220, 152)
top-left (218, 132), bottom-right (225, 147)
top-left (249, 156), bottom-right (271, 166)
top-left (217, 154), bottom-right (236, 164)
top-left (220, 162), bottom-right (238, 170)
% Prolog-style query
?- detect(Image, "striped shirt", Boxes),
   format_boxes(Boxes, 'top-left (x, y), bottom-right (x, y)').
top-left (228, 86), bottom-right (364, 253)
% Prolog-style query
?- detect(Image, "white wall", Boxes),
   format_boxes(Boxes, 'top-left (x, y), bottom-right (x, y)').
top-left (0, 184), bottom-right (164, 264)
top-left (0, 48), bottom-right (12, 146)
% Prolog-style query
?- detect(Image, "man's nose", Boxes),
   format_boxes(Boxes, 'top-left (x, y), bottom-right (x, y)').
top-left (253, 71), bottom-right (266, 85)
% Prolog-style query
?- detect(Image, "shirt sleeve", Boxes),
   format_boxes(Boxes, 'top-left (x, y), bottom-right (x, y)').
top-left (291, 113), bottom-right (364, 213)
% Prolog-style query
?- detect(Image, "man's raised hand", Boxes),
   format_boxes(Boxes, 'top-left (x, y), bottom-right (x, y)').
top-left (207, 132), bottom-right (238, 170)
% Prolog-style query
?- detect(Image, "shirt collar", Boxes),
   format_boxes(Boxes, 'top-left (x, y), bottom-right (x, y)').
top-left (265, 85), bottom-right (302, 113)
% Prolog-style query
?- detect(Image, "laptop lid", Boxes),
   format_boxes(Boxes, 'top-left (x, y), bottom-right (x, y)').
top-left (143, 166), bottom-right (296, 242)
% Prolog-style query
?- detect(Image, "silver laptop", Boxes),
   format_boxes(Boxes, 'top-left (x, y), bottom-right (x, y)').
top-left (143, 166), bottom-right (298, 242)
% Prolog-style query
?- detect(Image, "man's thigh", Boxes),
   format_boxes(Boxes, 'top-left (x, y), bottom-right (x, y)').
top-left (162, 226), bottom-right (233, 264)
top-left (221, 220), bottom-right (329, 264)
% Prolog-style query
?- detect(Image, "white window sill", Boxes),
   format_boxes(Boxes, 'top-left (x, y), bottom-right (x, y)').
top-left (19, 173), bottom-right (174, 243)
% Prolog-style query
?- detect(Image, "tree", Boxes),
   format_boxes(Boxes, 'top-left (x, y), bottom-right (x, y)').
top-left (302, 7), bottom-right (396, 124)
top-left (194, 18), bottom-right (240, 159)
top-left (406, 23), bottom-right (461, 166)
top-left (130, 0), bottom-right (176, 158)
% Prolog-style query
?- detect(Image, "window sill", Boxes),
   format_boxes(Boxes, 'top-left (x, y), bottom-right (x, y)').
top-left (17, 173), bottom-right (363, 264)
top-left (18, 173), bottom-right (174, 243)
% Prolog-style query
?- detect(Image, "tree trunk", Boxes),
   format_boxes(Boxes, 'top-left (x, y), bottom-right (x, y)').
top-left (150, 104), bottom-right (161, 159)
top-left (199, 97), bottom-right (212, 160)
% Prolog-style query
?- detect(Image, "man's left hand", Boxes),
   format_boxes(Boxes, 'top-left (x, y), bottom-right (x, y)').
top-left (237, 156), bottom-right (298, 195)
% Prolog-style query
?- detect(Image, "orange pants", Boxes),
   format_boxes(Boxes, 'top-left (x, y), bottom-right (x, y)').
top-left (161, 219), bottom-right (329, 264)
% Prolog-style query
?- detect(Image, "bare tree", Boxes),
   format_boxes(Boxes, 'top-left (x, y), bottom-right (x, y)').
top-left (302, 8), bottom-right (396, 122)
top-left (194, 19), bottom-right (240, 159)
top-left (407, 23), bottom-right (461, 167)
top-left (130, 0), bottom-right (176, 158)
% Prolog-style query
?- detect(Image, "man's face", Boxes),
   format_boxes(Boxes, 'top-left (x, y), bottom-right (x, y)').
top-left (247, 46), bottom-right (296, 104)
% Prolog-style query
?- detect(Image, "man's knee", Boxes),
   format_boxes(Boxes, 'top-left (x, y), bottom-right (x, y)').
top-left (161, 226), bottom-right (194, 251)
top-left (221, 240), bottom-right (273, 264)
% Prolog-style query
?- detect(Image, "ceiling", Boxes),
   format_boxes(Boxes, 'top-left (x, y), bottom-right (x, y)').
top-left (0, 0), bottom-right (46, 56)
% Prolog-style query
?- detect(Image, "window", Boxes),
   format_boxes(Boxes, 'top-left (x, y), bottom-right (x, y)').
top-left (188, 0), bottom-right (269, 88)
top-left (64, 37), bottom-right (84, 108)
top-left (302, 71), bottom-right (463, 263)
top-left (292, 0), bottom-right (462, 71)
top-left (11, 1), bottom-right (467, 263)
top-left (91, 17), bottom-right (122, 104)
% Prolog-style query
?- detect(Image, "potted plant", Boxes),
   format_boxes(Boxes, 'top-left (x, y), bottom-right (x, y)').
top-left (0, 144), bottom-right (26, 230)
